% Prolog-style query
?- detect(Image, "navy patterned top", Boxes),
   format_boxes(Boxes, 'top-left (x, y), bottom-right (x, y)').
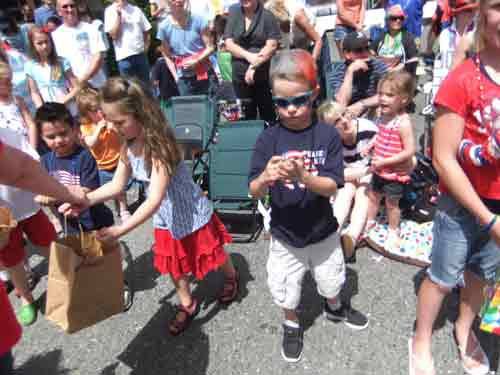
top-left (127, 149), bottom-right (213, 239)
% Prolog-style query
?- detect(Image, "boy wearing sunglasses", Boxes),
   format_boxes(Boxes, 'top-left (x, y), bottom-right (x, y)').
top-left (249, 49), bottom-right (369, 363)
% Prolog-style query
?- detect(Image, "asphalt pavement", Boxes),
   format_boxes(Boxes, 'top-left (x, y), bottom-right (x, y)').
top-left (8, 82), bottom-right (500, 375)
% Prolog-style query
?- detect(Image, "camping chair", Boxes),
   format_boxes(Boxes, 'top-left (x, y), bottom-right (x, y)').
top-left (161, 95), bottom-right (217, 183)
top-left (208, 120), bottom-right (265, 242)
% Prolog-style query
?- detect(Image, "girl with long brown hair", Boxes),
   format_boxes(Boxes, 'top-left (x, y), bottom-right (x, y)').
top-left (65, 77), bottom-right (239, 336)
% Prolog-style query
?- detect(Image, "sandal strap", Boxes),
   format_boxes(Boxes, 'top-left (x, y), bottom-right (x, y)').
top-left (455, 329), bottom-right (488, 365)
top-left (169, 299), bottom-right (198, 334)
top-left (178, 299), bottom-right (197, 315)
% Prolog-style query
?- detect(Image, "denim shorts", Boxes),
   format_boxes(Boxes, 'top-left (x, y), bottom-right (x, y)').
top-left (333, 25), bottom-right (356, 41)
top-left (427, 194), bottom-right (500, 289)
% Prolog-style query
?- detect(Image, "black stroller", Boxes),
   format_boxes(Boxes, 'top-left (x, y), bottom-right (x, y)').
top-left (400, 153), bottom-right (439, 223)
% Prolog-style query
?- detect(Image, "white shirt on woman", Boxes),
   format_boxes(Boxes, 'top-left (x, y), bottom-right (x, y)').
top-left (52, 21), bottom-right (108, 88)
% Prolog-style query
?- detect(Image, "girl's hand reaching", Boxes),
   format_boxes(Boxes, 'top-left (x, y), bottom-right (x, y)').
top-left (97, 226), bottom-right (123, 244)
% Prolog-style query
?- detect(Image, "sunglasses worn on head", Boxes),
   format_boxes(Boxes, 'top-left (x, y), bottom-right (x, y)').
top-left (273, 90), bottom-right (314, 109)
top-left (389, 16), bottom-right (405, 21)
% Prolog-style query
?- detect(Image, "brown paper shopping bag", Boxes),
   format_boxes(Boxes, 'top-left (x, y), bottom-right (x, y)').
top-left (0, 207), bottom-right (17, 249)
top-left (45, 227), bottom-right (124, 334)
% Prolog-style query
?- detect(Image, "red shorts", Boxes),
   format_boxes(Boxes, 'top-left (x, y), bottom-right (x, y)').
top-left (0, 210), bottom-right (56, 268)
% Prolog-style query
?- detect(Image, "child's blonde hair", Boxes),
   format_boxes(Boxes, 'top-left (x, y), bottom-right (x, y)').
top-left (0, 62), bottom-right (12, 81)
top-left (76, 86), bottom-right (100, 123)
top-left (475, 0), bottom-right (498, 51)
top-left (317, 100), bottom-right (346, 124)
top-left (377, 70), bottom-right (415, 105)
top-left (100, 77), bottom-right (181, 177)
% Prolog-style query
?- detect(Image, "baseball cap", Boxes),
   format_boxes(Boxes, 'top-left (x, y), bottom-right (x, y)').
top-left (342, 31), bottom-right (369, 52)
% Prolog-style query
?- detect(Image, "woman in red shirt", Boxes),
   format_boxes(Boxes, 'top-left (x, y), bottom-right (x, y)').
top-left (410, 1), bottom-right (500, 374)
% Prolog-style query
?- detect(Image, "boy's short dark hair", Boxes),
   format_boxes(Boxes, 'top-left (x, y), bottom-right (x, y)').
top-left (35, 102), bottom-right (75, 132)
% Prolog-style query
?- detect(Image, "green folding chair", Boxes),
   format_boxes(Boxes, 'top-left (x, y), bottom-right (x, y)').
top-left (208, 120), bottom-right (265, 242)
top-left (160, 95), bottom-right (217, 185)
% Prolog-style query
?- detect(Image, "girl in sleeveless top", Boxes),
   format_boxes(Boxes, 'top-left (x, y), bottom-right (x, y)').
top-left (64, 77), bottom-right (239, 336)
top-left (365, 70), bottom-right (416, 251)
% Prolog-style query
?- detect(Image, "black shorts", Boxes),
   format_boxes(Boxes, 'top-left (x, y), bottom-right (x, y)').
top-left (370, 174), bottom-right (406, 200)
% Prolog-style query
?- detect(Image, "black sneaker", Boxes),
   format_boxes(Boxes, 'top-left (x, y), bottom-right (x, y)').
top-left (281, 323), bottom-right (303, 362)
top-left (324, 300), bottom-right (369, 330)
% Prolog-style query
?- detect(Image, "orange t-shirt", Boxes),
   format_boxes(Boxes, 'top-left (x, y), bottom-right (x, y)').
top-left (80, 122), bottom-right (122, 171)
top-left (336, 0), bottom-right (363, 26)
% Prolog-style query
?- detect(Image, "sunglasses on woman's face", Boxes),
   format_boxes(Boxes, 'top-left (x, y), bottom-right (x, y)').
top-left (389, 16), bottom-right (405, 22)
top-left (61, 3), bottom-right (76, 9)
top-left (272, 91), bottom-right (314, 109)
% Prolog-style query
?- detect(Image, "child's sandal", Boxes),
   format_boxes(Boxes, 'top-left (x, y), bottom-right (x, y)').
top-left (217, 272), bottom-right (239, 305)
top-left (168, 298), bottom-right (199, 336)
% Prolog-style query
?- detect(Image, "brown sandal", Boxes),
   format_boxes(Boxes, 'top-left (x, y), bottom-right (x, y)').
top-left (168, 298), bottom-right (199, 336)
top-left (218, 272), bottom-right (239, 305)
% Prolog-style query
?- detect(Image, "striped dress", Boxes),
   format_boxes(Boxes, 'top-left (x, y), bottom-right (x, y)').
top-left (373, 113), bottom-right (411, 183)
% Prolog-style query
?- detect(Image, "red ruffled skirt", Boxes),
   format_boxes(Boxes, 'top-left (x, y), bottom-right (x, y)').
top-left (153, 214), bottom-right (232, 280)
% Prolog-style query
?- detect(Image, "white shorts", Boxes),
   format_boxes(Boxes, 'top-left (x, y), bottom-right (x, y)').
top-left (266, 233), bottom-right (346, 310)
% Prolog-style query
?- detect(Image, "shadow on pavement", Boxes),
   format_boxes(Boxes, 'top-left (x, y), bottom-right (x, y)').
top-left (123, 250), bottom-right (161, 293)
top-left (300, 267), bottom-right (359, 332)
top-left (15, 349), bottom-right (70, 374)
top-left (116, 253), bottom-right (252, 375)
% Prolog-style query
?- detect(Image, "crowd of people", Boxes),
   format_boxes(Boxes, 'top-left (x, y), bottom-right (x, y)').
top-left (0, 0), bottom-right (499, 374)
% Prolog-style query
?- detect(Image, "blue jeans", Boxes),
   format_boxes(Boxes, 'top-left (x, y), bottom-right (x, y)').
top-left (0, 351), bottom-right (14, 375)
top-left (117, 52), bottom-right (150, 85)
top-left (427, 194), bottom-right (500, 289)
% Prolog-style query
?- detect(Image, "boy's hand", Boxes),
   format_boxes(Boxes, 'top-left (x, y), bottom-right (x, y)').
top-left (97, 225), bottom-right (123, 244)
top-left (280, 155), bottom-right (308, 183)
top-left (262, 156), bottom-right (284, 186)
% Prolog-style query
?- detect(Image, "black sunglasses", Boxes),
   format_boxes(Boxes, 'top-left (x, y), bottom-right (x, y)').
top-left (273, 90), bottom-right (314, 109)
top-left (61, 3), bottom-right (76, 9)
top-left (389, 16), bottom-right (405, 21)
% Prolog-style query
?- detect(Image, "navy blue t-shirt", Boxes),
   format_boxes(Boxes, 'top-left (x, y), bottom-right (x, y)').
top-left (249, 121), bottom-right (344, 248)
top-left (41, 146), bottom-right (114, 234)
